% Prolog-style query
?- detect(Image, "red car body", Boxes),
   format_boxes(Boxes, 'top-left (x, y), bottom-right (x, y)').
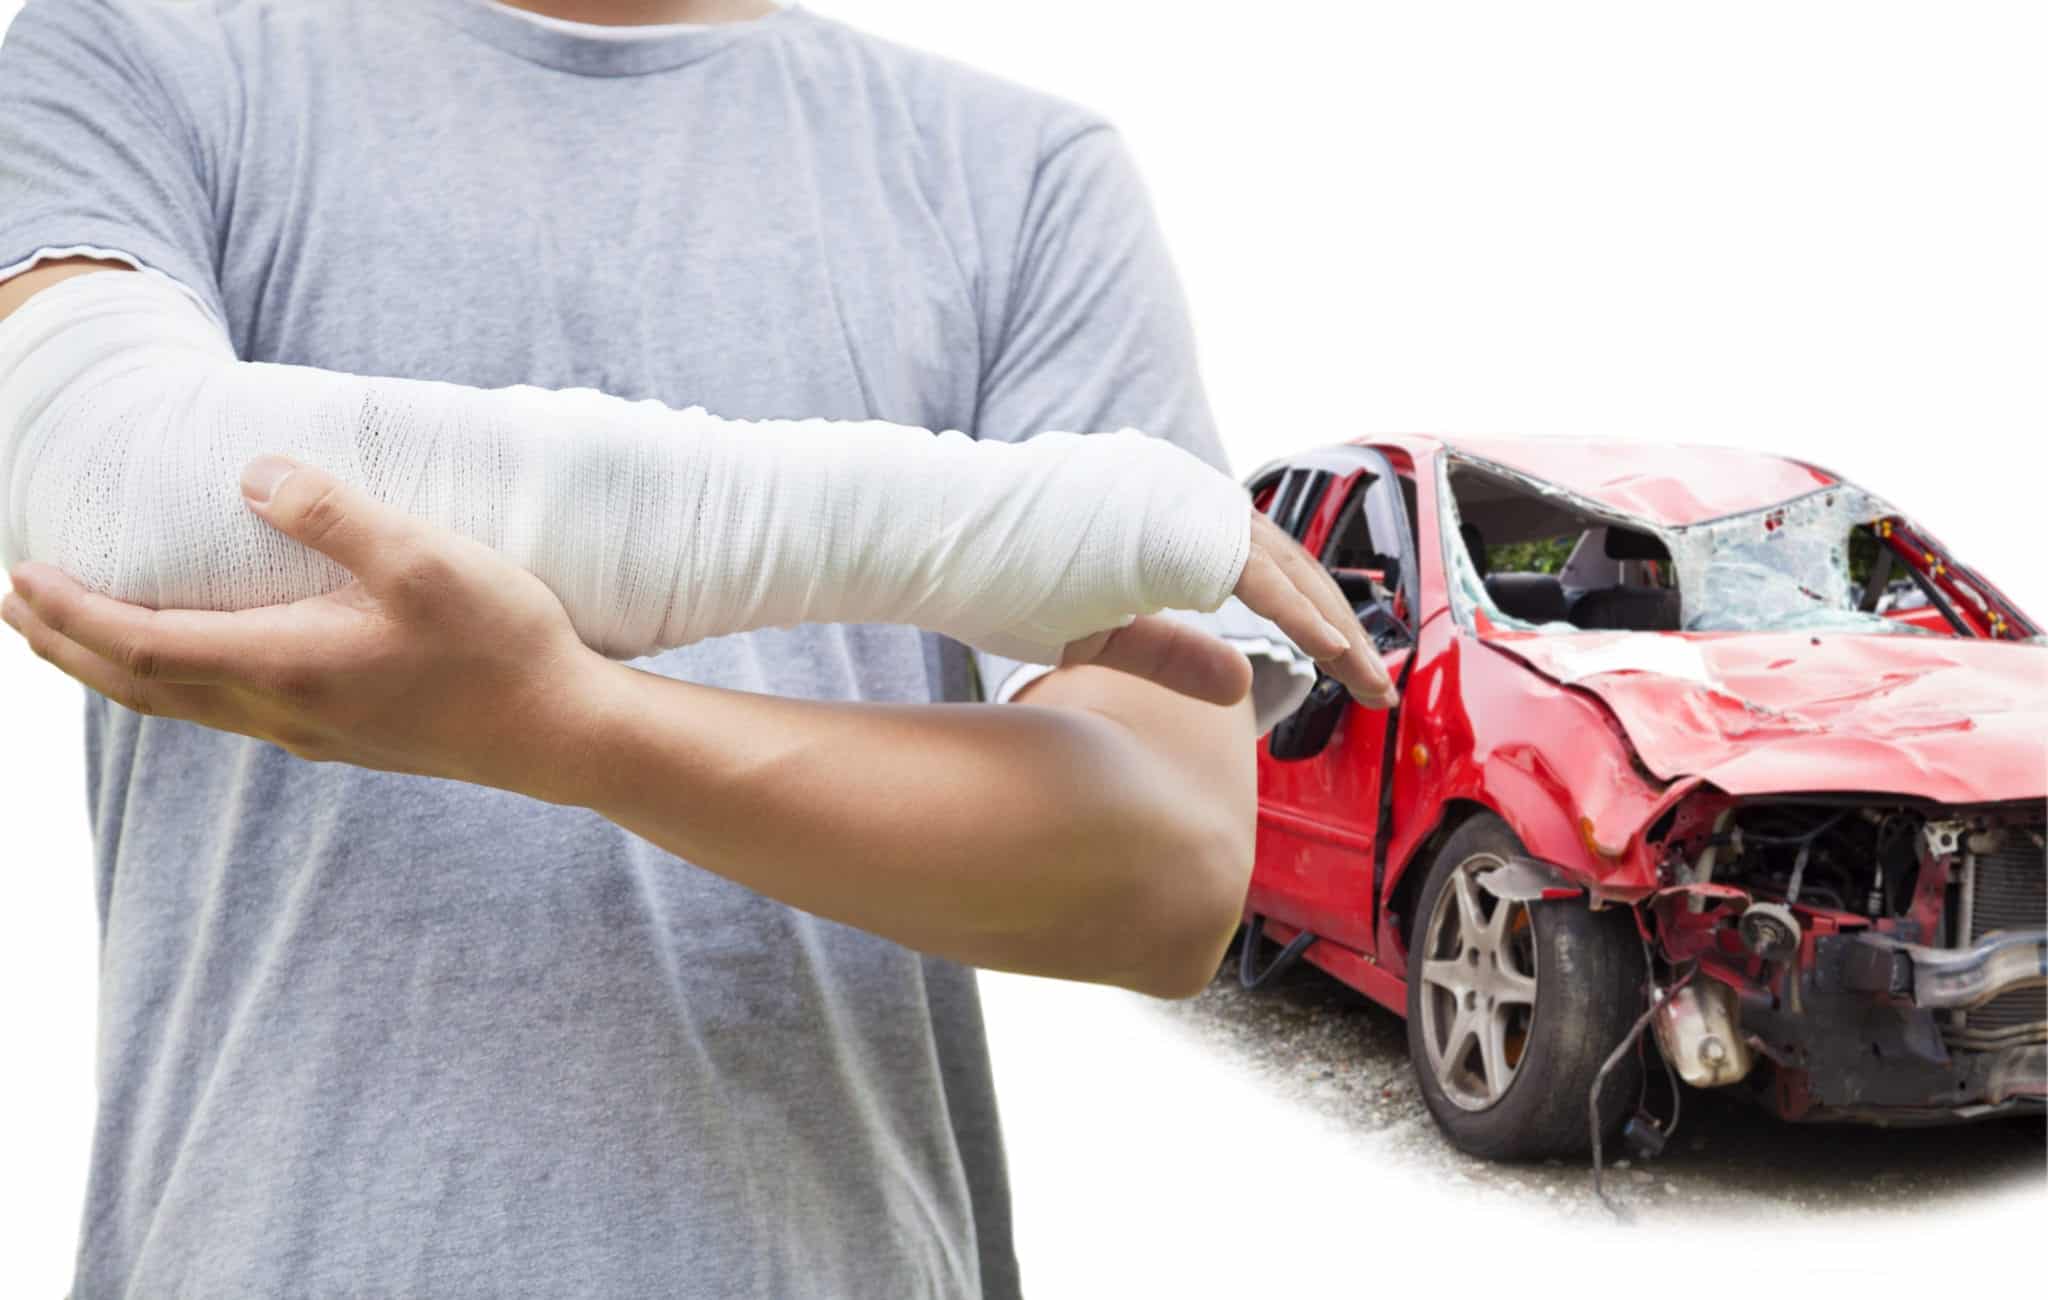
top-left (1243, 434), bottom-right (2045, 1133)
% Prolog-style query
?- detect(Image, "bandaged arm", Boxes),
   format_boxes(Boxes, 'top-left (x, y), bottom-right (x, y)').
top-left (0, 270), bottom-right (1252, 664)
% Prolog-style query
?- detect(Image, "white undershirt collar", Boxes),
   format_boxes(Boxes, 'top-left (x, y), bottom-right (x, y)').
top-left (481, 2), bottom-right (719, 41)
top-left (431, 1), bottom-right (799, 76)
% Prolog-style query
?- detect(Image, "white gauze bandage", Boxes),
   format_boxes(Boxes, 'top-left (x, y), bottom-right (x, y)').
top-left (0, 271), bottom-right (1251, 663)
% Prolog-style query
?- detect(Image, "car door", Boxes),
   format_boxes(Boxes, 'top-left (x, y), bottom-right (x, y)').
top-left (1248, 449), bottom-right (1419, 955)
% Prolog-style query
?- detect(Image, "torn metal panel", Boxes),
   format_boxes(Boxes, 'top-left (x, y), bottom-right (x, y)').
top-left (1474, 855), bottom-right (1585, 902)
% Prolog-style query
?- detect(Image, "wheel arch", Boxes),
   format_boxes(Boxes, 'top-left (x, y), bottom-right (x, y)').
top-left (1383, 790), bottom-right (1601, 954)
top-left (1383, 797), bottom-right (1489, 959)
top-left (1382, 630), bottom-right (1668, 962)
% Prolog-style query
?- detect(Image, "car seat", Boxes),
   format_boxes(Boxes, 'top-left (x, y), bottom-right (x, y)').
top-left (1467, 521), bottom-right (1571, 623)
top-left (1486, 574), bottom-right (1571, 624)
top-left (1569, 527), bottom-right (1682, 630)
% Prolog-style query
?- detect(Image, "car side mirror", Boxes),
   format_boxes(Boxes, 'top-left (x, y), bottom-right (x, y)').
top-left (1268, 671), bottom-right (1349, 761)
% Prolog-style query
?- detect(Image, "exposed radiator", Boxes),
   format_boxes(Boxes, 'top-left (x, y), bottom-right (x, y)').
top-left (1956, 822), bottom-right (2048, 1045)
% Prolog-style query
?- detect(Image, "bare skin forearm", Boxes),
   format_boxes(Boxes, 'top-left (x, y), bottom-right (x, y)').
top-left (548, 659), bottom-right (1257, 997)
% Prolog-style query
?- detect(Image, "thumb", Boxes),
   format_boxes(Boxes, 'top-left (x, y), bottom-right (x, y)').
top-left (1060, 616), bottom-right (1254, 708)
top-left (240, 455), bottom-right (420, 582)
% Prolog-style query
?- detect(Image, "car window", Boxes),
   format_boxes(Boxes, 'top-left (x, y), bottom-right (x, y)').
top-left (1319, 475), bottom-right (1402, 572)
top-left (1440, 459), bottom-right (1974, 637)
top-left (1256, 467), bottom-right (1328, 540)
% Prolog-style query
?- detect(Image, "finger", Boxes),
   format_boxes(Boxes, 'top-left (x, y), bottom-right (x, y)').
top-left (1263, 538), bottom-right (1398, 708)
top-left (1233, 550), bottom-right (1349, 662)
top-left (1247, 513), bottom-right (1369, 667)
top-left (1261, 526), bottom-right (1359, 646)
top-left (1336, 644), bottom-right (1398, 709)
top-left (1318, 619), bottom-right (1397, 710)
top-left (2, 588), bottom-right (232, 722)
top-left (240, 456), bottom-right (430, 586)
top-left (1060, 617), bottom-right (1252, 708)
top-left (5, 563), bottom-right (271, 686)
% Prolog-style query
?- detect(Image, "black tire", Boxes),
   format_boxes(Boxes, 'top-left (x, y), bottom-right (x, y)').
top-left (1403, 812), bottom-right (1645, 1161)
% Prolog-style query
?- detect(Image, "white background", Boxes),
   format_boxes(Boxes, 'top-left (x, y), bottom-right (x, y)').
top-left (2, 0), bottom-right (2043, 1294)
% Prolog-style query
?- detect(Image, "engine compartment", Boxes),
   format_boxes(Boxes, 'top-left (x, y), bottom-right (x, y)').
top-left (1660, 798), bottom-right (2043, 942)
top-left (1643, 794), bottom-right (2047, 1120)
top-left (1686, 802), bottom-right (1932, 921)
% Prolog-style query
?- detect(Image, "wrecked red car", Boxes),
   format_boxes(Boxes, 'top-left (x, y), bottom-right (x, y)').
top-left (1238, 435), bottom-right (2046, 1161)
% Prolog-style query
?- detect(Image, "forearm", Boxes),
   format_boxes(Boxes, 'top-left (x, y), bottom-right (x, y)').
top-left (549, 658), bottom-right (1256, 996)
top-left (0, 268), bottom-right (1248, 663)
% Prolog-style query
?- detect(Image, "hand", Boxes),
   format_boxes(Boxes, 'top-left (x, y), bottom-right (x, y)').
top-left (1059, 508), bottom-right (1399, 710)
top-left (1, 457), bottom-right (607, 802)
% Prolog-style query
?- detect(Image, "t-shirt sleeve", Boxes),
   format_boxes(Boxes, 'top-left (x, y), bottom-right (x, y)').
top-left (0, 0), bottom-right (229, 325)
top-left (970, 123), bottom-right (1312, 731)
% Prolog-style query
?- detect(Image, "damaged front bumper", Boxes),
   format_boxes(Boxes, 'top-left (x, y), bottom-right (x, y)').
top-left (1739, 927), bottom-right (2048, 1123)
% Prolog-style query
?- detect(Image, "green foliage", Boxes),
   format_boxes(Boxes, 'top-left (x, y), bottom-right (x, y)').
top-left (1487, 524), bottom-right (1897, 588)
top-left (1486, 536), bottom-right (1576, 575)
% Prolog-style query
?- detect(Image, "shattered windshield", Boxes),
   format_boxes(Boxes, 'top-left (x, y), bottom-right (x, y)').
top-left (1440, 465), bottom-right (1942, 637)
top-left (1672, 486), bottom-right (1926, 635)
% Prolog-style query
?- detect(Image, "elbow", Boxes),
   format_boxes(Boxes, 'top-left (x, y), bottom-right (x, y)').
top-left (1017, 698), bottom-right (1259, 1000)
top-left (1114, 804), bottom-right (1257, 1001)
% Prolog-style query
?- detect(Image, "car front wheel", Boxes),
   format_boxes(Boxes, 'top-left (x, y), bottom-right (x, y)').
top-left (1404, 813), bottom-right (1645, 1160)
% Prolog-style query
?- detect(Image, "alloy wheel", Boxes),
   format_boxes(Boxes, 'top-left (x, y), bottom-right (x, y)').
top-left (1417, 853), bottom-right (1540, 1111)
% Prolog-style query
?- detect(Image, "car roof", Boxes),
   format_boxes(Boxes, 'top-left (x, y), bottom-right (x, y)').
top-left (1365, 433), bottom-right (1839, 527)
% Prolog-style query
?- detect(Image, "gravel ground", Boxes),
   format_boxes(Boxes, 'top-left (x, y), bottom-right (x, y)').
top-left (1152, 944), bottom-right (2047, 1221)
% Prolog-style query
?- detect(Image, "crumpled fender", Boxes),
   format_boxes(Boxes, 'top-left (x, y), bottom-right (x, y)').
top-left (1379, 626), bottom-right (1676, 943)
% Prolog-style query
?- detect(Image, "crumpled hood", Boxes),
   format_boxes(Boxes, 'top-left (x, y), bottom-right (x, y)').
top-left (1486, 631), bottom-right (2048, 804)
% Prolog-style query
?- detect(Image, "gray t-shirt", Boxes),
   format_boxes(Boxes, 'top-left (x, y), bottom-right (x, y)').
top-left (0, 2), bottom-right (1260, 1295)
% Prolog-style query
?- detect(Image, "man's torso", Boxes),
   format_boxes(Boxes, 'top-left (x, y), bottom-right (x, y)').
top-left (38, 2), bottom-right (1102, 1293)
